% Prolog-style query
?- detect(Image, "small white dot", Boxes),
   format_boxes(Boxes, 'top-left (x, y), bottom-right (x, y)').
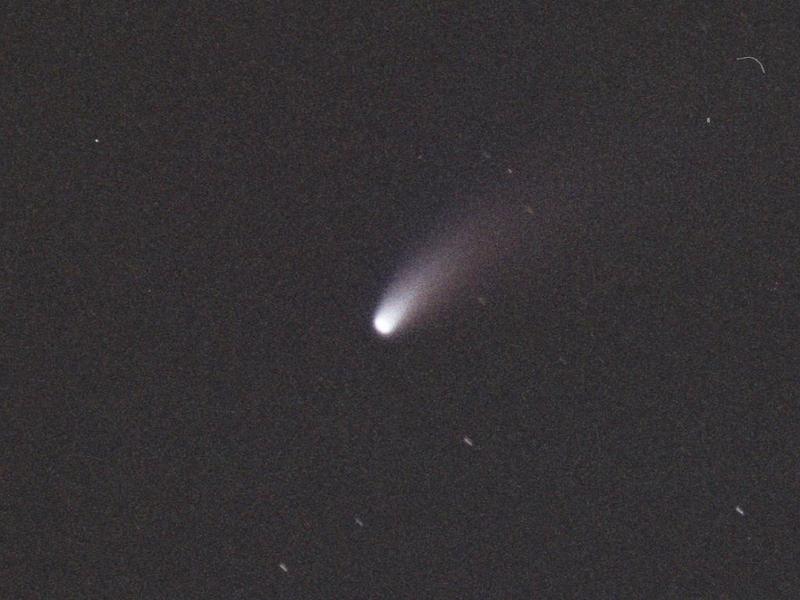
top-left (279, 562), bottom-right (289, 572)
top-left (355, 517), bottom-right (364, 527)
top-left (706, 117), bottom-right (711, 124)
top-left (93, 138), bottom-right (99, 143)
top-left (506, 167), bottom-right (514, 174)
top-left (735, 505), bottom-right (745, 516)
top-left (463, 436), bottom-right (474, 447)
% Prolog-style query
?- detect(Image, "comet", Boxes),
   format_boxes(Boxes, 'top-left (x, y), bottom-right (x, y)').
top-left (373, 198), bottom-right (527, 337)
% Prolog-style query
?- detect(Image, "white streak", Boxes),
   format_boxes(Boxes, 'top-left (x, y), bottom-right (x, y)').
top-left (736, 56), bottom-right (766, 74)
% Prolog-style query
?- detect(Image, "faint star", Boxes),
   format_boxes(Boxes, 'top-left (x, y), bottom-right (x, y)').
top-left (735, 505), bottom-right (745, 516)
top-left (279, 562), bottom-right (289, 572)
top-left (355, 517), bottom-right (364, 527)
top-left (463, 436), bottom-right (474, 447)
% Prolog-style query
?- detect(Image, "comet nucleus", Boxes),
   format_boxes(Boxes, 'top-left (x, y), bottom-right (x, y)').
top-left (372, 281), bottom-right (423, 337)
top-left (373, 306), bottom-right (401, 335)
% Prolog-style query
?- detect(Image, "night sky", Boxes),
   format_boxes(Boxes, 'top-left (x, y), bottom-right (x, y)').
top-left (7, 3), bottom-right (800, 598)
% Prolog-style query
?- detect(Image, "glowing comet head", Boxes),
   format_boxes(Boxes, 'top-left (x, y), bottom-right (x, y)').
top-left (373, 310), bottom-right (398, 336)
top-left (372, 294), bottom-right (413, 337)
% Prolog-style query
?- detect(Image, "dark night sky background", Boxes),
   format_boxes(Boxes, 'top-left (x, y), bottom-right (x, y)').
top-left (5, 3), bottom-right (800, 598)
